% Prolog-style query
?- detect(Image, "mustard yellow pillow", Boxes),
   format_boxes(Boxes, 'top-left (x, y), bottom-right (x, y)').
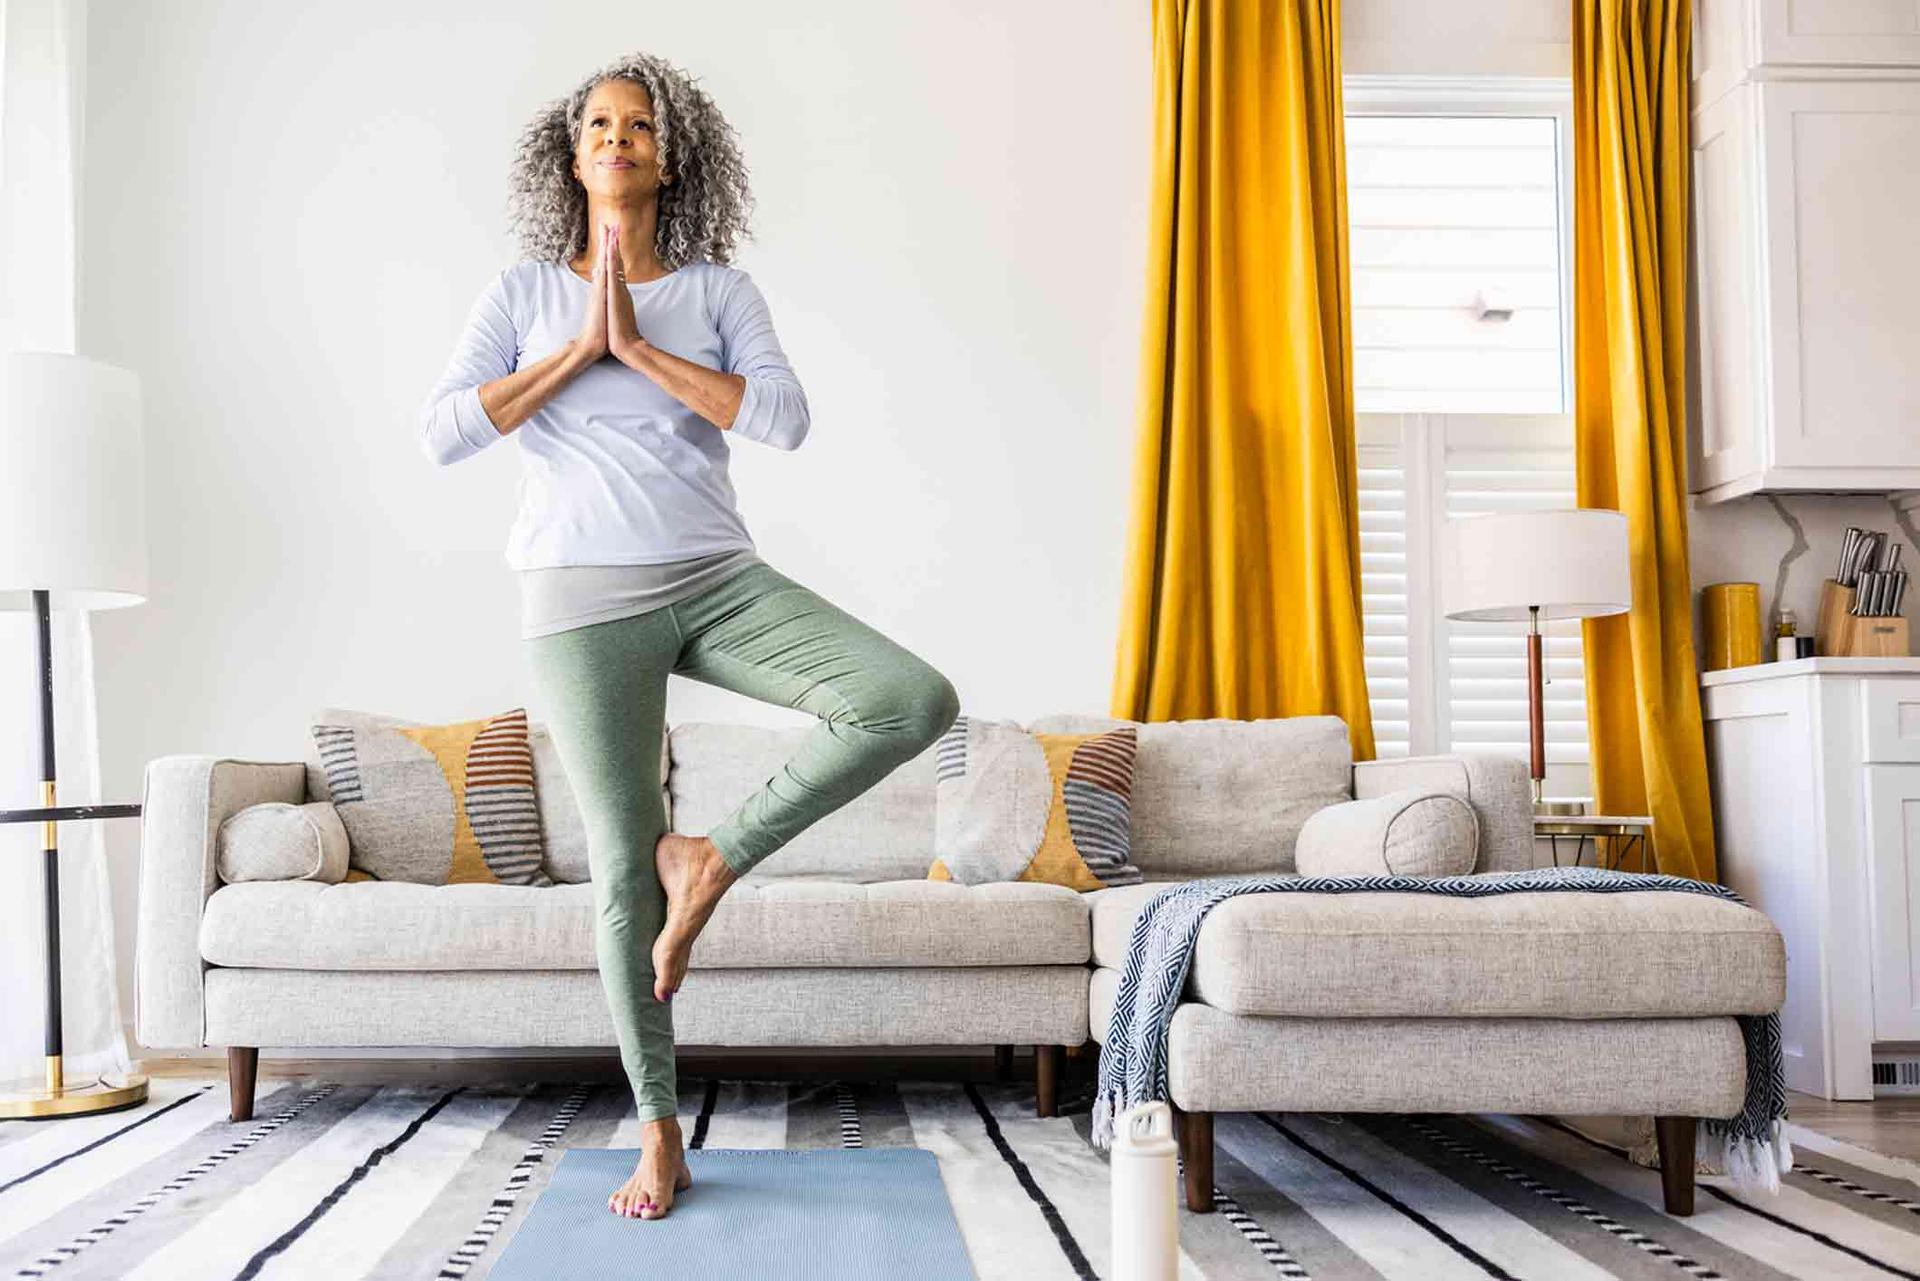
top-left (928, 715), bottom-right (1141, 890)
top-left (308, 706), bottom-right (550, 886)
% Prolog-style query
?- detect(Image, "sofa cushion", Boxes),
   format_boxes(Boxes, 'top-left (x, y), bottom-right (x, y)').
top-left (200, 877), bottom-right (1089, 970)
top-left (1022, 714), bottom-right (1351, 875)
top-left (1086, 881), bottom-right (1785, 1018)
top-left (668, 722), bottom-right (939, 881)
top-left (1352, 754), bottom-right (1534, 874)
top-left (530, 726), bottom-right (591, 883)
top-left (1292, 788), bottom-right (1479, 878)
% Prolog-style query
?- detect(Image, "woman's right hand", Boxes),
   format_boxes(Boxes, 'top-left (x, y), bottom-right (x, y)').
top-left (572, 223), bottom-right (612, 365)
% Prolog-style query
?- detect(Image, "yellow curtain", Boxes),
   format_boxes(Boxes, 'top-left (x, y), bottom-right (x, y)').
top-left (1111, 0), bottom-right (1374, 760)
top-left (1571, 0), bottom-right (1716, 881)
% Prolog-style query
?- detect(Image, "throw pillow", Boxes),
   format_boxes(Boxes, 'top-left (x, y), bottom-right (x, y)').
top-left (307, 705), bottom-right (649, 885)
top-left (928, 714), bottom-right (1143, 891)
top-left (308, 706), bottom-right (553, 886)
top-left (1292, 787), bottom-right (1480, 878)
top-left (216, 800), bottom-right (350, 884)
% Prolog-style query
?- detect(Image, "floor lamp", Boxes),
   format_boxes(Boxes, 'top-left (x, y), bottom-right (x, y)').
top-left (0, 350), bottom-right (149, 1120)
top-left (1440, 508), bottom-right (1631, 812)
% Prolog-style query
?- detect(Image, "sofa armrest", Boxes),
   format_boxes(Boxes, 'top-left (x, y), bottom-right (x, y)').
top-left (1351, 753), bottom-right (1532, 874)
top-left (136, 755), bottom-right (306, 1050)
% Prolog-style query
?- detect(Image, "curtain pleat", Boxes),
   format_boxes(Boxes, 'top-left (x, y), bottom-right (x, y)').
top-left (1571, 0), bottom-right (1717, 881)
top-left (1112, 0), bottom-right (1374, 761)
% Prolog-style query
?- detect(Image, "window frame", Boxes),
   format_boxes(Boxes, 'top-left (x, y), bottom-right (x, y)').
top-left (1342, 75), bottom-right (1575, 416)
top-left (1344, 76), bottom-right (1591, 800)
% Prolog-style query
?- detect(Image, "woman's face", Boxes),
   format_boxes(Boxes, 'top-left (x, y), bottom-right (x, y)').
top-left (570, 78), bottom-right (667, 202)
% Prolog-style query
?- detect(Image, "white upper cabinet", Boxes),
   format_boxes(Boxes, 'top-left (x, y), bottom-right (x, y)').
top-left (1697, 0), bottom-right (1920, 100)
top-left (1688, 0), bottom-right (1920, 502)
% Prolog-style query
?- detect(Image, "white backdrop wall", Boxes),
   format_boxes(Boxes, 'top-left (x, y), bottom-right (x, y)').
top-left (83, 2), bottom-right (1861, 1060)
top-left (83, 1), bottom-right (1152, 1059)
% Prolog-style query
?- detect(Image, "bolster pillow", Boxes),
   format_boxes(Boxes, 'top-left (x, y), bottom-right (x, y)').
top-left (1293, 787), bottom-right (1481, 878)
top-left (216, 800), bottom-right (350, 884)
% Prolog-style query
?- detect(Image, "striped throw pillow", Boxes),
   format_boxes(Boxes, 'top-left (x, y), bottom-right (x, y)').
top-left (309, 707), bottom-right (551, 886)
top-left (928, 715), bottom-right (1142, 890)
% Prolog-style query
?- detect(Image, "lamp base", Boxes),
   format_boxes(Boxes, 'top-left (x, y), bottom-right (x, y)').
top-left (0, 1056), bottom-right (148, 1119)
top-left (1534, 797), bottom-right (1593, 818)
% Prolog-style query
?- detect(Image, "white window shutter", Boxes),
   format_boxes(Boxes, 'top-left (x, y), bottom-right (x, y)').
top-left (1358, 420), bottom-right (1410, 758)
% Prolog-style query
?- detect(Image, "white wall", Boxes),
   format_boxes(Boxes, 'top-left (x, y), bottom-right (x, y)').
top-left (84, 1), bottom-right (1151, 1056)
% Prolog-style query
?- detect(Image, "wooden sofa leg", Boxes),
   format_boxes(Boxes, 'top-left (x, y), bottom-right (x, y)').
top-left (1655, 1116), bottom-right (1696, 1216)
top-left (228, 1047), bottom-right (258, 1123)
top-left (1171, 1105), bottom-right (1214, 1212)
top-left (1034, 1044), bottom-right (1059, 1117)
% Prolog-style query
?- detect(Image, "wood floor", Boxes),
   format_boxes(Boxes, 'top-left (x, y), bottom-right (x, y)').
top-left (1778, 1089), bottom-right (1920, 1160)
top-left (134, 1053), bottom-right (1920, 1163)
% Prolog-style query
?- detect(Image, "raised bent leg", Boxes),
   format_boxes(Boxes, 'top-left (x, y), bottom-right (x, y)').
top-left (668, 562), bottom-right (960, 877)
top-left (228, 1046), bottom-right (257, 1122)
top-left (1655, 1116), bottom-right (1697, 1215)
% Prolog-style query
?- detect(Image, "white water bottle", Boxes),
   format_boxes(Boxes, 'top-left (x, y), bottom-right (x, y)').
top-left (1110, 1100), bottom-right (1178, 1281)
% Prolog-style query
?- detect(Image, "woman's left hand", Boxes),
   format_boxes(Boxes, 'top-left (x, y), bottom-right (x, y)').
top-left (605, 224), bottom-right (648, 369)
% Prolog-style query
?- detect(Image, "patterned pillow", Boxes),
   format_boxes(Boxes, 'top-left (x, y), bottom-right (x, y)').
top-left (928, 715), bottom-right (1142, 890)
top-left (308, 706), bottom-right (552, 886)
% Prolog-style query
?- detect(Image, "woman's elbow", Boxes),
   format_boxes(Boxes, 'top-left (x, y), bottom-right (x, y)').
top-left (774, 400), bottom-right (811, 451)
top-left (734, 376), bottom-right (810, 451)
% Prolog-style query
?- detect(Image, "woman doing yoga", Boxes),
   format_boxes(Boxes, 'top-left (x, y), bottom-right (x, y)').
top-left (420, 52), bottom-right (960, 1222)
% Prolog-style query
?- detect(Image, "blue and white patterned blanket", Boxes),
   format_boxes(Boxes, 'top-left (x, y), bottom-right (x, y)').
top-left (1088, 865), bottom-right (1793, 1195)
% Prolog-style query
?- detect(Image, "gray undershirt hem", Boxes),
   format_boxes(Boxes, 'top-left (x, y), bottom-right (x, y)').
top-left (518, 546), bottom-right (764, 639)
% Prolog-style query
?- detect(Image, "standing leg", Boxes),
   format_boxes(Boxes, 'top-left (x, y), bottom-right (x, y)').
top-left (647, 561), bottom-right (961, 989)
top-left (526, 611), bottom-right (690, 1220)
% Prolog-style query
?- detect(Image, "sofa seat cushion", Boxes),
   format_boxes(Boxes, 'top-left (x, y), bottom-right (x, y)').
top-left (1086, 880), bottom-right (1784, 1018)
top-left (200, 877), bottom-right (1090, 971)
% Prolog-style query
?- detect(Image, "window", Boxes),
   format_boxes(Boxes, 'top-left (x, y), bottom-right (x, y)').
top-left (1345, 79), bottom-right (1590, 798)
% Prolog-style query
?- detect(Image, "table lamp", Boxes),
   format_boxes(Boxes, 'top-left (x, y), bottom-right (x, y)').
top-left (1440, 508), bottom-right (1631, 811)
top-left (0, 350), bottom-right (149, 1119)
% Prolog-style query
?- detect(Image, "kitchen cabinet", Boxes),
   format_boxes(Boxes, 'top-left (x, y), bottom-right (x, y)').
top-left (1688, 1), bottom-right (1920, 502)
top-left (1701, 658), bottom-right (1920, 1098)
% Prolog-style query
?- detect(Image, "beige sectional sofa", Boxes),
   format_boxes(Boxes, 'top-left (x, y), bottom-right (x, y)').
top-left (134, 711), bottom-right (1785, 1217)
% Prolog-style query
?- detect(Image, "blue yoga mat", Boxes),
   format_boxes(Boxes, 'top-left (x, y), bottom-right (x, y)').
top-left (490, 1147), bottom-right (978, 1280)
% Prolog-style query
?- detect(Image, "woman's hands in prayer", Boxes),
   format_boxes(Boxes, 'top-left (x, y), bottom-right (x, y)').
top-left (605, 222), bottom-right (650, 371)
top-left (570, 223), bottom-right (613, 366)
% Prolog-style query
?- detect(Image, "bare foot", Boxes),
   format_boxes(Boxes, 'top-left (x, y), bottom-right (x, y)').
top-left (608, 1117), bottom-right (694, 1220)
top-left (652, 833), bottom-right (740, 1003)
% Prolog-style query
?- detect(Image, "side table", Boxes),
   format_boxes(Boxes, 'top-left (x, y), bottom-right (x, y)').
top-left (1533, 814), bottom-right (1653, 874)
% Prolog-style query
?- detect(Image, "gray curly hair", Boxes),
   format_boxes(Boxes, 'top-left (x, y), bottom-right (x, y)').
top-left (506, 52), bottom-right (755, 270)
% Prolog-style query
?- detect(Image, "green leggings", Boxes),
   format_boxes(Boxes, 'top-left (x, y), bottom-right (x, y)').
top-left (523, 558), bottom-right (960, 1122)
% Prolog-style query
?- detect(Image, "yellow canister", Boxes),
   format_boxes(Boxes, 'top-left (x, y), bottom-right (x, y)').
top-left (1701, 582), bottom-right (1764, 670)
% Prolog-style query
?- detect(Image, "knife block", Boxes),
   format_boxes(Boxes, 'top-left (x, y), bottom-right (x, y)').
top-left (1815, 579), bottom-right (1912, 656)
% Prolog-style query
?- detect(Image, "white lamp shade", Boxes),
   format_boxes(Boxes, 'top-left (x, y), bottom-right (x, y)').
top-left (0, 350), bottom-right (147, 611)
top-left (1442, 508), bottom-right (1631, 622)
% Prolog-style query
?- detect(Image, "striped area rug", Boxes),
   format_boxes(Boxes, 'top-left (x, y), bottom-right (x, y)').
top-left (3, 1073), bottom-right (1917, 1280)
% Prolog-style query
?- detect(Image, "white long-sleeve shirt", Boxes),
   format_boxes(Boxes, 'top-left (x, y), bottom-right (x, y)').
top-left (420, 259), bottom-right (810, 571)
